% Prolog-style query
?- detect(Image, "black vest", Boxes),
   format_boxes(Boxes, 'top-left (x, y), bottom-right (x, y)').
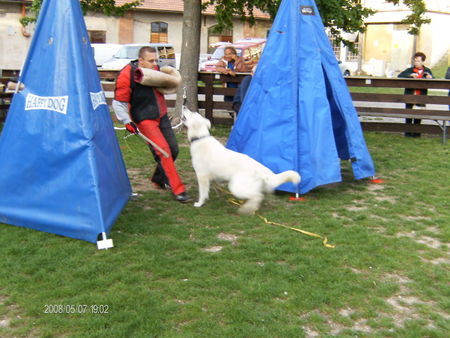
top-left (129, 61), bottom-right (161, 123)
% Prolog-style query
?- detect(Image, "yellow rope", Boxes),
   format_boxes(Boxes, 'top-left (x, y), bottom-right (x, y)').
top-left (224, 193), bottom-right (335, 249)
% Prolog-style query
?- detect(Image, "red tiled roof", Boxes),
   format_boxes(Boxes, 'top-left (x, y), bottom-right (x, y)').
top-left (115, 0), bottom-right (270, 19)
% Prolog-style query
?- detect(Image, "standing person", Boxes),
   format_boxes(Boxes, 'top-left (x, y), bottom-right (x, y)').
top-left (112, 46), bottom-right (191, 203)
top-left (232, 65), bottom-right (257, 115)
top-left (398, 52), bottom-right (433, 137)
top-left (216, 46), bottom-right (251, 102)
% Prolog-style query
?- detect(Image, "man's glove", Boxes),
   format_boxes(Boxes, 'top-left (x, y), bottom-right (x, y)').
top-left (125, 122), bottom-right (138, 134)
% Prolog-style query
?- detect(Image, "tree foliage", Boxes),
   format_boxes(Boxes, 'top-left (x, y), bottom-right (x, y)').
top-left (20, 0), bottom-right (142, 27)
top-left (207, 0), bottom-right (430, 50)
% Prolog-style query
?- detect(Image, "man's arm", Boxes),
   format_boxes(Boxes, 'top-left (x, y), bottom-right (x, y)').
top-left (215, 59), bottom-right (229, 74)
top-left (398, 67), bottom-right (414, 78)
top-left (112, 100), bottom-right (131, 124)
top-left (113, 65), bottom-right (132, 124)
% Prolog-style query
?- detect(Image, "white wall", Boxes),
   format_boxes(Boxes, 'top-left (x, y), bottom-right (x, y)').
top-left (0, 3), bottom-right (34, 70)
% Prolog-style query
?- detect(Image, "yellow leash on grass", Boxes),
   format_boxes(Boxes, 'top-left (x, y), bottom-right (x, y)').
top-left (216, 185), bottom-right (335, 248)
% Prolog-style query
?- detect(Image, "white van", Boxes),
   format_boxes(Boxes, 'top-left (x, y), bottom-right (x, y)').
top-left (101, 43), bottom-right (176, 70)
top-left (91, 43), bottom-right (121, 68)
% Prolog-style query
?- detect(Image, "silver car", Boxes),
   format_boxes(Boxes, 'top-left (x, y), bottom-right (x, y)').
top-left (101, 43), bottom-right (176, 70)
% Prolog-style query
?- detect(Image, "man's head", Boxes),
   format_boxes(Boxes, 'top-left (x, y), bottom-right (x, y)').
top-left (413, 52), bottom-right (426, 68)
top-left (224, 47), bottom-right (238, 62)
top-left (138, 46), bottom-right (158, 70)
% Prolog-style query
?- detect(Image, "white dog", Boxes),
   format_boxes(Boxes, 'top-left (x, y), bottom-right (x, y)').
top-left (182, 108), bottom-right (301, 214)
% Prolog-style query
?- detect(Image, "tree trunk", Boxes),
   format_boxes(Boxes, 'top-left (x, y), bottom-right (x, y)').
top-left (175, 0), bottom-right (202, 115)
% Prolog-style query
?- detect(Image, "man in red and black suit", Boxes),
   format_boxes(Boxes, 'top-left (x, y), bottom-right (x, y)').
top-left (113, 46), bottom-right (191, 202)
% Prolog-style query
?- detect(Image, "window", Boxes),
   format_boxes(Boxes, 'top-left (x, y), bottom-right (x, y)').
top-left (88, 30), bottom-right (106, 43)
top-left (151, 22), bottom-right (168, 43)
top-left (207, 25), bottom-right (233, 53)
top-left (157, 46), bottom-right (175, 60)
top-left (328, 34), bottom-right (341, 59)
top-left (346, 40), bottom-right (360, 62)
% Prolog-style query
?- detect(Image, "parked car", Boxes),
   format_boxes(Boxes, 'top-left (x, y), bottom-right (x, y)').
top-left (199, 38), bottom-right (266, 72)
top-left (91, 43), bottom-right (121, 68)
top-left (101, 43), bottom-right (176, 70)
top-left (338, 60), bottom-right (351, 76)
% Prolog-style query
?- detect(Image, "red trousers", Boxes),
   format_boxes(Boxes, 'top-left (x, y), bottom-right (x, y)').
top-left (137, 118), bottom-right (185, 195)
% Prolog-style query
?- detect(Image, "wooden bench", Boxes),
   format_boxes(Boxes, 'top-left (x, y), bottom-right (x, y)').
top-left (197, 73), bottom-right (450, 143)
top-left (346, 77), bottom-right (450, 143)
top-left (0, 78), bottom-right (14, 122)
top-left (3, 69), bottom-right (450, 143)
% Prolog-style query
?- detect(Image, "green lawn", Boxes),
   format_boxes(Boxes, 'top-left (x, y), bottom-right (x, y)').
top-left (1, 125), bottom-right (449, 337)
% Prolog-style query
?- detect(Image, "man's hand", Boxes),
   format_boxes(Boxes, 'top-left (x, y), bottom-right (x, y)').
top-left (226, 69), bottom-right (236, 77)
top-left (125, 122), bottom-right (138, 134)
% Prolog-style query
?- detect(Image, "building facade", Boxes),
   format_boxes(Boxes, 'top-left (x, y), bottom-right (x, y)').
top-left (334, 0), bottom-right (449, 76)
top-left (0, 0), bottom-right (448, 75)
top-left (0, 0), bottom-right (271, 71)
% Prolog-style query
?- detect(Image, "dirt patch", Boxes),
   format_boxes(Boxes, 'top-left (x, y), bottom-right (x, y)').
top-left (127, 168), bottom-right (153, 193)
top-left (420, 256), bottom-right (450, 265)
top-left (301, 308), bottom-right (371, 335)
top-left (380, 272), bottom-right (448, 328)
top-left (0, 318), bottom-right (10, 328)
top-left (0, 293), bottom-right (39, 336)
top-left (404, 215), bottom-right (432, 221)
top-left (346, 205), bottom-right (368, 212)
top-left (424, 226), bottom-right (441, 234)
top-left (217, 233), bottom-right (238, 244)
top-left (374, 196), bottom-right (396, 203)
top-left (331, 213), bottom-right (353, 223)
top-left (202, 246), bottom-right (223, 253)
top-left (397, 232), bottom-right (449, 249)
top-left (367, 183), bottom-right (385, 192)
top-left (369, 214), bottom-right (388, 222)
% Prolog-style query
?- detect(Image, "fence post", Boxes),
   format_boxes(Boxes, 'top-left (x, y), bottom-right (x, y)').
top-left (203, 73), bottom-right (214, 121)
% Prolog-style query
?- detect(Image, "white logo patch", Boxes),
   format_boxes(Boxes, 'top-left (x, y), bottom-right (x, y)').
top-left (90, 91), bottom-right (107, 110)
top-left (25, 94), bottom-right (69, 115)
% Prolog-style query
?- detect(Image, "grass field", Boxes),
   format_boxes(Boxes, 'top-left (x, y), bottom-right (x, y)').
top-left (0, 124), bottom-right (449, 337)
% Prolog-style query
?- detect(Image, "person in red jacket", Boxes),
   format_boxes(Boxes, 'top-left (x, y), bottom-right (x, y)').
top-left (397, 52), bottom-right (433, 137)
top-left (113, 46), bottom-right (191, 203)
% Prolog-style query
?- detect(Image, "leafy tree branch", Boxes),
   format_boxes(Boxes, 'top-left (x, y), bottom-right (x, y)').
top-left (20, 0), bottom-right (142, 27)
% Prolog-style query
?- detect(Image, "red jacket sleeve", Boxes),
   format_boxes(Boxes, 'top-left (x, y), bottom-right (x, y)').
top-left (114, 64), bottom-right (132, 102)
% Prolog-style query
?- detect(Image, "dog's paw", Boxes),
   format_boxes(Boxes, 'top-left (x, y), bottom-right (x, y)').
top-left (194, 201), bottom-right (204, 207)
top-left (238, 205), bottom-right (256, 215)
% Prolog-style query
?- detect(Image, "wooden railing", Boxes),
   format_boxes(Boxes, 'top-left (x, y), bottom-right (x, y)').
top-left (0, 76), bottom-right (15, 122)
top-left (345, 77), bottom-right (450, 140)
top-left (2, 69), bottom-right (450, 142)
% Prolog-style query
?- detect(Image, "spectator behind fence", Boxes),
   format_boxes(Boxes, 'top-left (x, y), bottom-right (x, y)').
top-left (216, 46), bottom-right (251, 102)
top-left (397, 52), bottom-right (433, 138)
top-left (232, 65), bottom-right (257, 115)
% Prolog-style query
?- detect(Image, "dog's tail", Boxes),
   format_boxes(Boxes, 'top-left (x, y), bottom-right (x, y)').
top-left (265, 170), bottom-right (301, 191)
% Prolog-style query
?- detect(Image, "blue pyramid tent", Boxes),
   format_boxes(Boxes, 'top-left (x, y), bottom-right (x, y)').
top-left (0, 0), bottom-right (131, 244)
top-left (227, 0), bottom-right (375, 194)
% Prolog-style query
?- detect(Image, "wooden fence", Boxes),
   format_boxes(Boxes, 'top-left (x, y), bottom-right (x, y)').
top-left (2, 69), bottom-right (450, 142)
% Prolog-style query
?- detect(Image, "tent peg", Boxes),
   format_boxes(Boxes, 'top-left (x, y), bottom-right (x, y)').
top-left (289, 192), bottom-right (306, 201)
top-left (369, 176), bottom-right (385, 184)
top-left (97, 232), bottom-right (114, 250)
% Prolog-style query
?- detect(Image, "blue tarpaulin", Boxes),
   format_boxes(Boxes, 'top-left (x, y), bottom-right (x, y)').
top-left (227, 0), bottom-right (375, 194)
top-left (0, 0), bottom-right (131, 243)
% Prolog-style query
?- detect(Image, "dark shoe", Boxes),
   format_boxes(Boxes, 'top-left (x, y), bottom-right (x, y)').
top-left (152, 181), bottom-right (171, 190)
top-left (174, 192), bottom-right (192, 203)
